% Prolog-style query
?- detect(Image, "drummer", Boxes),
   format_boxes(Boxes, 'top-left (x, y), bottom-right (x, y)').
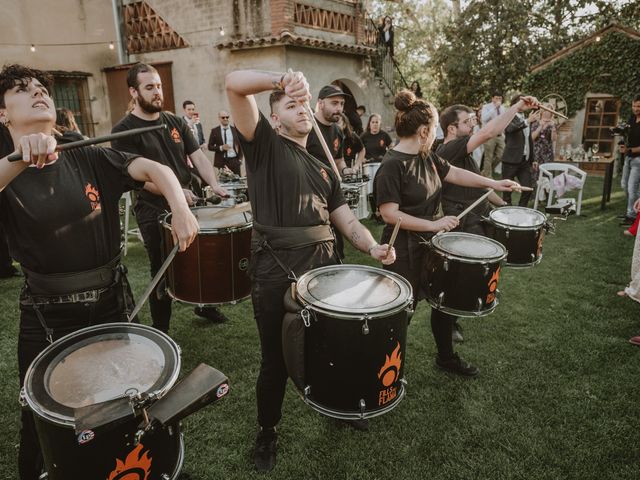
top-left (225, 69), bottom-right (396, 472)
top-left (374, 89), bottom-right (521, 377)
top-left (0, 64), bottom-right (198, 480)
top-left (111, 63), bottom-right (228, 329)
top-left (360, 113), bottom-right (393, 163)
top-left (437, 97), bottom-right (539, 342)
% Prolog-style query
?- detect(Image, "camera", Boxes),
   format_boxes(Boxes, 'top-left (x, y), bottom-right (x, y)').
top-left (610, 123), bottom-right (630, 135)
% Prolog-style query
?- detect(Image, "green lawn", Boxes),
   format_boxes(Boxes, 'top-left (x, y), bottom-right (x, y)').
top-left (1, 176), bottom-right (639, 479)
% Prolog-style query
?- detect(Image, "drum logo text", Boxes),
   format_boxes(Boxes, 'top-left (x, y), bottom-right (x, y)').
top-left (107, 443), bottom-right (152, 480)
top-left (486, 266), bottom-right (501, 304)
top-left (239, 258), bottom-right (249, 271)
top-left (377, 342), bottom-right (402, 406)
top-left (77, 429), bottom-right (95, 445)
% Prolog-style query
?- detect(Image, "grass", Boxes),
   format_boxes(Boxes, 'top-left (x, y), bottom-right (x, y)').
top-left (1, 176), bottom-right (639, 479)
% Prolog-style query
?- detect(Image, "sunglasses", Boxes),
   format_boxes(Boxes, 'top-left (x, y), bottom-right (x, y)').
top-left (220, 116), bottom-right (229, 119)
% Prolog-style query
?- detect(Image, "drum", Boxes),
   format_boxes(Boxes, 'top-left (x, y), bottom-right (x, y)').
top-left (216, 181), bottom-right (248, 207)
top-left (341, 182), bottom-right (367, 219)
top-left (284, 265), bottom-right (413, 420)
top-left (21, 323), bottom-right (183, 480)
top-left (487, 206), bottom-right (548, 267)
top-left (162, 206), bottom-right (252, 305)
top-left (362, 161), bottom-right (381, 195)
top-left (424, 232), bottom-right (507, 317)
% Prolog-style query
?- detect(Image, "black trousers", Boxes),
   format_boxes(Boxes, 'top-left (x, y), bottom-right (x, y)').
top-left (502, 160), bottom-right (534, 206)
top-left (251, 278), bottom-right (291, 429)
top-left (383, 253), bottom-right (455, 360)
top-left (18, 285), bottom-right (133, 480)
top-left (135, 202), bottom-right (172, 333)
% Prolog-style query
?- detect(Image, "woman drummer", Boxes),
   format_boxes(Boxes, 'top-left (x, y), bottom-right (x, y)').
top-left (374, 89), bottom-right (523, 376)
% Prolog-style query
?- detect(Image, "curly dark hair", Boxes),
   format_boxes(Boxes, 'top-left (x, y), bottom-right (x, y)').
top-left (0, 64), bottom-right (53, 108)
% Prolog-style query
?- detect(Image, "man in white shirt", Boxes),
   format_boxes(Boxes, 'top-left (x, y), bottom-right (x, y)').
top-left (480, 91), bottom-right (505, 177)
top-left (208, 110), bottom-right (243, 175)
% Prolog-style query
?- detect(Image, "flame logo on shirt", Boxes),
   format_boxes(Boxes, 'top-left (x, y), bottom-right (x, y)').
top-left (319, 167), bottom-right (329, 184)
top-left (333, 137), bottom-right (339, 154)
top-left (170, 127), bottom-right (182, 143)
top-left (379, 138), bottom-right (385, 147)
top-left (107, 443), bottom-right (152, 480)
top-left (85, 183), bottom-right (101, 212)
top-left (378, 342), bottom-right (402, 387)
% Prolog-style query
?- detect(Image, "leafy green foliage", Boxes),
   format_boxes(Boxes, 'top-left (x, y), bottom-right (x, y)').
top-left (522, 31), bottom-right (640, 118)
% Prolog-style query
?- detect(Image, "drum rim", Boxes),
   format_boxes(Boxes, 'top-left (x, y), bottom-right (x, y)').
top-left (162, 206), bottom-right (253, 234)
top-left (489, 206), bottom-right (547, 230)
top-left (295, 264), bottom-right (413, 318)
top-left (431, 232), bottom-right (508, 263)
top-left (22, 323), bottom-right (181, 427)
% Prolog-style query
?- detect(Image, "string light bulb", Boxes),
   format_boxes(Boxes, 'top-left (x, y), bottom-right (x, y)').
top-left (109, 41), bottom-right (115, 50)
top-left (219, 26), bottom-right (225, 36)
top-left (30, 44), bottom-right (36, 52)
top-left (595, 35), bottom-right (601, 42)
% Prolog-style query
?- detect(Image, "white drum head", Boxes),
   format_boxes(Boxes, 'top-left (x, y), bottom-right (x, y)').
top-left (432, 232), bottom-right (506, 260)
top-left (296, 264), bottom-right (412, 317)
top-left (490, 207), bottom-right (546, 228)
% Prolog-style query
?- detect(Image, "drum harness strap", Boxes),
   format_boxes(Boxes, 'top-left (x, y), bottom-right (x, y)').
top-left (20, 254), bottom-right (125, 344)
top-left (253, 221), bottom-right (338, 282)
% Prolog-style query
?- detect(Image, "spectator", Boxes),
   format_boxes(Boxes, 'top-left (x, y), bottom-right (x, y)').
top-left (531, 104), bottom-right (558, 172)
top-left (480, 91), bottom-right (506, 177)
top-left (501, 94), bottom-right (538, 206)
top-left (338, 113), bottom-right (365, 171)
top-left (620, 95), bottom-right (640, 226)
top-left (378, 16), bottom-right (394, 57)
top-left (361, 114), bottom-right (393, 163)
top-left (55, 108), bottom-right (85, 142)
top-left (356, 105), bottom-right (366, 118)
top-left (619, 199), bottom-right (640, 347)
top-left (208, 110), bottom-right (244, 176)
top-left (410, 81), bottom-right (423, 99)
top-left (182, 100), bottom-right (206, 149)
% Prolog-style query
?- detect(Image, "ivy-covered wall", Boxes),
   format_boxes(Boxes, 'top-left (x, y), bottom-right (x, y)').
top-left (523, 31), bottom-right (640, 120)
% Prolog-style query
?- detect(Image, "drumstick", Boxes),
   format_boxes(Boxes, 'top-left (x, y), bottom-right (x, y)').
top-left (386, 217), bottom-right (402, 256)
top-left (209, 201), bottom-right (252, 219)
top-left (536, 103), bottom-right (568, 120)
top-left (514, 185), bottom-right (534, 192)
top-left (7, 125), bottom-right (167, 162)
top-left (128, 243), bottom-right (179, 322)
top-left (457, 190), bottom-right (493, 220)
top-left (302, 102), bottom-right (342, 181)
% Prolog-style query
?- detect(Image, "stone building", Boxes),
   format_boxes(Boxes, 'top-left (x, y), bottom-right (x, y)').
top-left (0, 0), bottom-right (398, 140)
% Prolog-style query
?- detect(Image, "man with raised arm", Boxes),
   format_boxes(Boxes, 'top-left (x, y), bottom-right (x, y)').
top-left (225, 69), bottom-right (396, 472)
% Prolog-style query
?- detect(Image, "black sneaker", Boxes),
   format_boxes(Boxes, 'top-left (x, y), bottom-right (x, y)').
top-left (194, 306), bottom-right (228, 323)
top-left (435, 353), bottom-right (479, 377)
top-left (253, 428), bottom-right (277, 473)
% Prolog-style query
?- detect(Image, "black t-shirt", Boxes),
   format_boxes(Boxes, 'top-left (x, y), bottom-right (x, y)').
top-left (111, 112), bottom-right (199, 209)
top-left (627, 115), bottom-right (640, 151)
top-left (0, 124), bottom-right (12, 157)
top-left (306, 121), bottom-right (343, 166)
top-left (0, 147), bottom-right (141, 273)
top-left (361, 131), bottom-right (393, 162)
top-left (238, 113), bottom-right (346, 279)
top-left (375, 149), bottom-right (450, 251)
top-left (343, 135), bottom-right (364, 167)
top-left (437, 136), bottom-right (490, 213)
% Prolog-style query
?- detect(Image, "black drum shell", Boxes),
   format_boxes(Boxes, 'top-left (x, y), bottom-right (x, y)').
top-left (489, 223), bottom-right (544, 267)
top-left (34, 414), bottom-right (183, 480)
top-left (423, 247), bottom-right (503, 317)
top-left (303, 309), bottom-right (408, 417)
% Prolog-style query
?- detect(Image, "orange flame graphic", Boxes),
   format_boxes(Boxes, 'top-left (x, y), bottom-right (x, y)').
top-left (378, 342), bottom-right (402, 387)
top-left (107, 443), bottom-right (152, 480)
